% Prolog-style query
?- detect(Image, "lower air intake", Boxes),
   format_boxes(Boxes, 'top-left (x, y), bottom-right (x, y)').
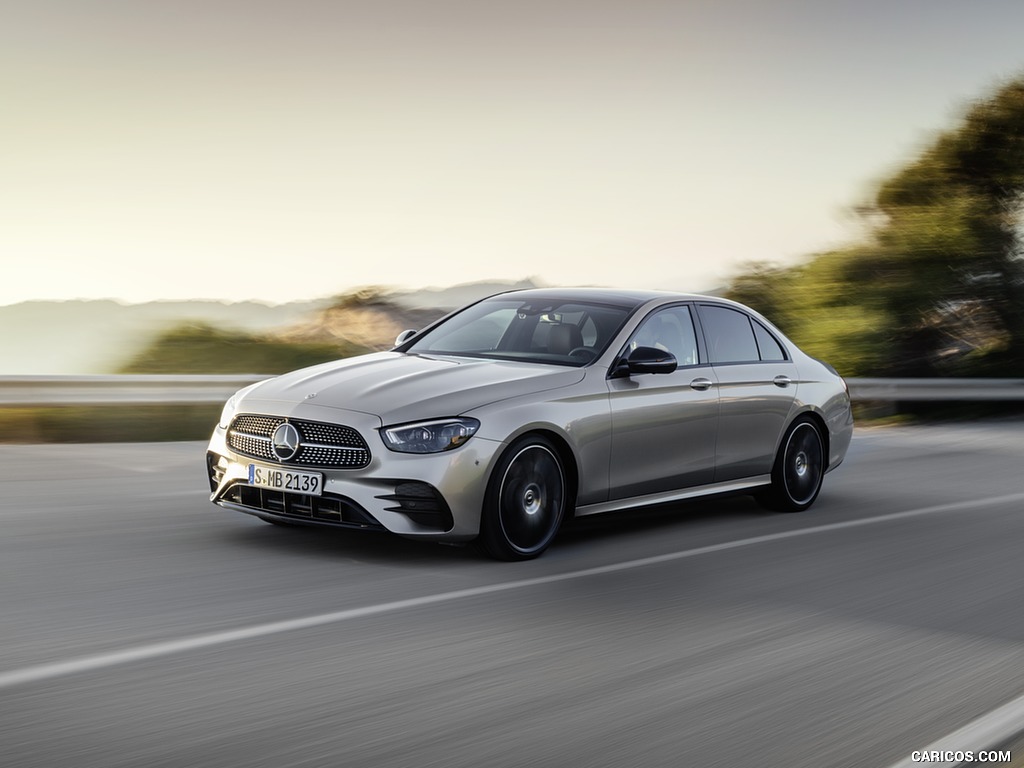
top-left (221, 484), bottom-right (383, 530)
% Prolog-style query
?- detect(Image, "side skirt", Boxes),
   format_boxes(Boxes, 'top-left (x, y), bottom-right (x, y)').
top-left (575, 476), bottom-right (772, 517)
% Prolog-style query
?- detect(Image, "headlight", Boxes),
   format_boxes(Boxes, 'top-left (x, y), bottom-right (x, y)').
top-left (381, 418), bottom-right (480, 454)
top-left (217, 381), bottom-right (266, 429)
top-left (217, 393), bottom-right (242, 429)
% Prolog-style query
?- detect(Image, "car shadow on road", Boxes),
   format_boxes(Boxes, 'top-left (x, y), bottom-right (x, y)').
top-left (213, 494), bottom-right (773, 564)
top-left (216, 515), bottom-right (483, 566)
top-left (558, 494), bottom-right (772, 544)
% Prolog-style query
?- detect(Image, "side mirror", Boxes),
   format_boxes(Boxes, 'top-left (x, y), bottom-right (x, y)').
top-left (613, 346), bottom-right (677, 377)
top-left (394, 329), bottom-right (418, 347)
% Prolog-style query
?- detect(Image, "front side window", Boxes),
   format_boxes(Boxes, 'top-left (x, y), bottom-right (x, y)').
top-left (626, 305), bottom-right (700, 366)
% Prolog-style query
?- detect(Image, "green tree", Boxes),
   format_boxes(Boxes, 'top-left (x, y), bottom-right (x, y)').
top-left (728, 76), bottom-right (1024, 377)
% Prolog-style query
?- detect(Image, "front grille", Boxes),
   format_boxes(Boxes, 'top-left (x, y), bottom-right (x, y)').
top-left (233, 414), bottom-right (282, 435)
top-left (228, 414), bottom-right (371, 468)
top-left (220, 483), bottom-right (383, 529)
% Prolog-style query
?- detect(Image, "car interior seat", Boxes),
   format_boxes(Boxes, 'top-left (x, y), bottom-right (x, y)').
top-left (548, 323), bottom-right (584, 355)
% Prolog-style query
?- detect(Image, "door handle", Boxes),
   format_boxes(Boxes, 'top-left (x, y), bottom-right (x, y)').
top-left (773, 375), bottom-right (792, 388)
top-left (690, 377), bottom-right (714, 391)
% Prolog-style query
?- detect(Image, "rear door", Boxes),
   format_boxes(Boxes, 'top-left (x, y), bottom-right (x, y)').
top-left (695, 304), bottom-right (799, 482)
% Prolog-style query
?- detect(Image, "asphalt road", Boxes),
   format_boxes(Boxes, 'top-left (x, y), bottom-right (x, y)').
top-left (2, 423), bottom-right (1023, 767)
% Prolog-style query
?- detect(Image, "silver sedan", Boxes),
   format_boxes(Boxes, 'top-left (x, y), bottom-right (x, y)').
top-left (207, 288), bottom-right (853, 560)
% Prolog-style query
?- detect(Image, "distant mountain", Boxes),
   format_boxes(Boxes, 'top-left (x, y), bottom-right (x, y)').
top-left (0, 279), bottom-right (545, 374)
top-left (0, 299), bottom-right (326, 374)
top-left (389, 278), bottom-right (543, 310)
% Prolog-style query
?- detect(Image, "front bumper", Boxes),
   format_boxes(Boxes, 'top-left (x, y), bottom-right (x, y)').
top-left (206, 404), bottom-right (504, 542)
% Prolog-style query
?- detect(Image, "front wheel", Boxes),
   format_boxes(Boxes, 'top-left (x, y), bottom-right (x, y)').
top-left (479, 436), bottom-right (567, 560)
top-left (757, 417), bottom-right (825, 513)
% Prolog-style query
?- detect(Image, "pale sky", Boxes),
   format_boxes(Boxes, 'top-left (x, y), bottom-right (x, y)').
top-left (3, 0), bottom-right (1024, 306)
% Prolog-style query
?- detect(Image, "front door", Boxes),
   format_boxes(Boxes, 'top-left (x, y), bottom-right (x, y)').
top-left (607, 304), bottom-right (719, 499)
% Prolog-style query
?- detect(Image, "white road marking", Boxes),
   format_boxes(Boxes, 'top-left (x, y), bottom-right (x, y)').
top-left (2, 491), bottom-right (1024, 692)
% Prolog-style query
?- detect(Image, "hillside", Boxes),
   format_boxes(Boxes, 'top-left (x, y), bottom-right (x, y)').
top-left (273, 279), bottom-right (545, 352)
top-left (0, 299), bottom-right (324, 374)
top-left (119, 295), bottom-right (443, 374)
top-left (274, 294), bottom-right (443, 351)
top-left (0, 279), bottom-right (541, 374)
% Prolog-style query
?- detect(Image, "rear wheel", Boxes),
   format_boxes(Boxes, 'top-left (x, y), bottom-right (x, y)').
top-left (479, 436), bottom-right (567, 560)
top-left (757, 417), bottom-right (825, 512)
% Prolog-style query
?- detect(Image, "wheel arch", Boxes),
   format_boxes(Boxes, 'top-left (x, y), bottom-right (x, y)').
top-left (789, 407), bottom-right (830, 464)
top-left (500, 427), bottom-right (580, 518)
top-left (477, 427), bottom-right (577, 560)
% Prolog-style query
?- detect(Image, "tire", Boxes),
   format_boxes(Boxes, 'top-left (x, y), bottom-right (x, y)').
top-left (757, 417), bottom-right (825, 513)
top-left (479, 436), bottom-right (567, 560)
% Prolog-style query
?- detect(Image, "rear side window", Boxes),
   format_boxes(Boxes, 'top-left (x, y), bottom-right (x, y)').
top-left (752, 320), bottom-right (787, 361)
top-left (700, 305), bottom-right (760, 364)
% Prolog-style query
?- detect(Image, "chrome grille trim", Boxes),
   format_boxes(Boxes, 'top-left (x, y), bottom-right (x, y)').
top-left (227, 414), bottom-right (371, 468)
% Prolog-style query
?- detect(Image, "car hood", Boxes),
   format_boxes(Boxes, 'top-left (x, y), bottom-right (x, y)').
top-left (242, 352), bottom-right (585, 424)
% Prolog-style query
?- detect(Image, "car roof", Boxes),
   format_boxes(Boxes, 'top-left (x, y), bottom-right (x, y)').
top-left (486, 287), bottom-right (712, 310)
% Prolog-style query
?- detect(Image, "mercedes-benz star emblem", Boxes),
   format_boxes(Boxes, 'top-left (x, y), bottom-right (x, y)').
top-left (271, 422), bottom-right (301, 462)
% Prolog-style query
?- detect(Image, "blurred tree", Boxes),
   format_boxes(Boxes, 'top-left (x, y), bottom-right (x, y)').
top-left (119, 323), bottom-right (366, 374)
top-left (727, 77), bottom-right (1024, 377)
top-left (727, 254), bottom-right (888, 375)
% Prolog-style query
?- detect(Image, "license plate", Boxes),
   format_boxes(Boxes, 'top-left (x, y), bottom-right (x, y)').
top-left (247, 464), bottom-right (323, 496)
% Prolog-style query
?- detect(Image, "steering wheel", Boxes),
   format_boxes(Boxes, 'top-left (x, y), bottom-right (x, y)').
top-left (568, 347), bottom-right (597, 362)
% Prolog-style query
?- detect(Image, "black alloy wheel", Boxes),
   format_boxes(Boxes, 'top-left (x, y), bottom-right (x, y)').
top-left (479, 436), bottom-right (567, 560)
top-left (757, 417), bottom-right (825, 513)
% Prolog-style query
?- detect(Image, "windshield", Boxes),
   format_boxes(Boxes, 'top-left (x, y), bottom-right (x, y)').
top-left (404, 298), bottom-right (633, 366)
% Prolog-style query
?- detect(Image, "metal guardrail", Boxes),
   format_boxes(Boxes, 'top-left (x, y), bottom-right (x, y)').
top-left (0, 375), bottom-right (270, 407)
top-left (847, 378), bottom-right (1024, 402)
top-left (0, 375), bottom-right (1022, 407)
